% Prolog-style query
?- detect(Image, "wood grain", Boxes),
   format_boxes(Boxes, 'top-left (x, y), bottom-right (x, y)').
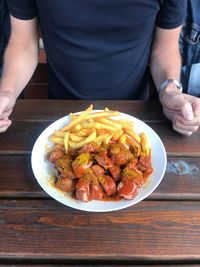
top-left (0, 100), bottom-right (200, 265)
top-left (11, 100), bottom-right (166, 121)
top-left (1, 265), bottom-right (200, 267)
top-left (0, 200), bottom-right (200, 261)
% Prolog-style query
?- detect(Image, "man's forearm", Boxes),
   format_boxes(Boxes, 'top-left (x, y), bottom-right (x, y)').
top-left (150, 46), bottom-right (182, 92)
top-left (0, 41), bottom-right (39, 99)
top-left (149, 26), bottom-right (182, 93)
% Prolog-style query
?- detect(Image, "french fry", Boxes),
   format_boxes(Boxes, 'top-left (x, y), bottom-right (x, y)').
top-left (119, 134), bottom-right (127, 144)
top-left (103, 134), bottom-right (113, 145)
top-left (64, 132), bottom-right (69, 154)
top-left (97, 117), bottom-right (122, 130)
top-left (65, 110), bottom-right (119, 121)
top-left (117, 119), bottom-right (135, 130)
top-left (70, 124), bottom-right (82, 132)
top-left (126, 134), bottom-right (141, 149)
top-left (96, 129), bottom-right (112, 135)
top-left (69, 134), bottom-right (85, 142)
top-left (61, 104), bottom-right (93, 132)
top-left (69, 113), bottom-right (76, 120)
top-left (111, 130), bottom-right (124, 141)
top-left (81, 121), bottom-right (118, 132)
top-left (54, 130), bottom-right (65, 137)
top-left (123, 128), bottom-right (141, 143)
top-left (49, 136), bottom-right (64, 145)
top-left (94, 133), bottom-right (110, 145)
top-left (75, 128), bottom-right (93, 137)
top-left (140, 132), bottom-right (150, 155)
top-left (69, 131), bottom-right (97, 149)
top-left (84, 110), bottom-right (120, 120)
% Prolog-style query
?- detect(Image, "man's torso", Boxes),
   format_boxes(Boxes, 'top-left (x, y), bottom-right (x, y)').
top-left (36, 0), bottom-right (161, 99)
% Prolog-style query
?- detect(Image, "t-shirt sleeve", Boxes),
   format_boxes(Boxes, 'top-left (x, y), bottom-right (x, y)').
top-left (7, 0), bottom-right (37, 20)
top-left (156, 0), bottom-right (187, 29)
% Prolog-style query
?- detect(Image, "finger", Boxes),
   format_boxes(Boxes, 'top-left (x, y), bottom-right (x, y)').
top-left (0, 94), bottom-right (15, 116)
top-left (180, 102), bottom-right (194, 121)
top-left (173, 117), bottom-right (199, 133)
top-left (174, 112), bottom-right (200, 127)
top-left (192, 100), bottom-right (200, 118)
top-left (163, 106), bottom-right (181, 121)
top-left (0, 100), bottom-right (10, 113)
top-left (162, 93), bottom-right (194, 121)
top-left (172, 125), bottom-right (193, 136)
top-left (0, 120), bottom-right (12, 133)
top-left (0, 108), bottom-right (13, 120)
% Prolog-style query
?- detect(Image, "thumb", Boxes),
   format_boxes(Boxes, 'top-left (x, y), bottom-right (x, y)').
top-left (180, 101), bottom-right (194, 121)
top-left (0, 96), bottom-right (10, 111)
top-left (0, 94), bottom-right (14, 118)
top-left (162, 93), bottom-right (194, 121)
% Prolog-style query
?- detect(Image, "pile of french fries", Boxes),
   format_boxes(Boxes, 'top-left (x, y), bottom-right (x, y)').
top-left (49, 104), bottom-right (150, 156)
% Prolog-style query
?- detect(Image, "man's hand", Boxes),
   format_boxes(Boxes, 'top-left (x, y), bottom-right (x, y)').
top-left (0, 91), bottom-right (16, 133)
top-left (160, 86), bottom-right (200, 135)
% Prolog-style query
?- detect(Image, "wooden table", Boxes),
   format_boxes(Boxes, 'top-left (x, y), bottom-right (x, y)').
top-left (0, 100), bottom-right (200, 267)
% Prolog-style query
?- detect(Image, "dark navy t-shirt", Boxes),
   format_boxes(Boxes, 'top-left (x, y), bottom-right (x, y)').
top-left (7, 0), bottom-right (187, 99)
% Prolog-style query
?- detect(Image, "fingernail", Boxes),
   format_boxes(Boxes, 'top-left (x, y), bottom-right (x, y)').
top-left (185, 111), bottom-right (194, 120)
top-left (183, 103), bottom-right (194, 120)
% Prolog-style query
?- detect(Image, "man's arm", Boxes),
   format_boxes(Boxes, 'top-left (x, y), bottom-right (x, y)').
top-left (0, 15), bottom-right (39, 97)
top-left (0, 15), bottom-right (39, 132)
top-left (150, 26), bottom-right (182, 89)
top-left (150, 26), bottom-right (200, 135)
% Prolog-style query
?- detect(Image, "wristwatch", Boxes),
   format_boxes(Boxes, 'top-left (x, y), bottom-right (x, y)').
top-left (158, 79), bottom-right (183, 96)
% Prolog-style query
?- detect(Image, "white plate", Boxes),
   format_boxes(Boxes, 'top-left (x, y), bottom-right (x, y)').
top-left (31, 111), bottom-right (167, 212)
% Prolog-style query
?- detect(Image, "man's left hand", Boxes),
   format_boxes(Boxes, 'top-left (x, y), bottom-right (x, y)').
top-left (159, 88), bottom-right (200, 135)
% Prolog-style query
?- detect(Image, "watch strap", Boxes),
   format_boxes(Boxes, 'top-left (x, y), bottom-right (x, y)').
top-left (158, 79), bottom-right (183, 96)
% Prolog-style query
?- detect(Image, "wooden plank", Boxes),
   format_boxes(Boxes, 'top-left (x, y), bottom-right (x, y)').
top-left (154, 157), bottom-right (200, 199)
top-left (0, 155), bottom-right (43, 197)
top-left (0, 200), bottom-right (200, 261)
top-left (11, 100), bottom-right (166, 122)
top-left (150, 123), bottom-right (200, 156)
top-left (0, 156), bottom-right (199, 199)
top-left (0, 121), bottom-right (199, 155)
top-left (1, 265), bottom-right (200, 267)
top-left (0, 121), bottom-right (51, 154)
top-left (23, 84), bottom-right (48, 99)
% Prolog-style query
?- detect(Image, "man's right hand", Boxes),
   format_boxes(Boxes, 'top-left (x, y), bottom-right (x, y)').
top-left (0, 91), bottom-right (16, 133)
